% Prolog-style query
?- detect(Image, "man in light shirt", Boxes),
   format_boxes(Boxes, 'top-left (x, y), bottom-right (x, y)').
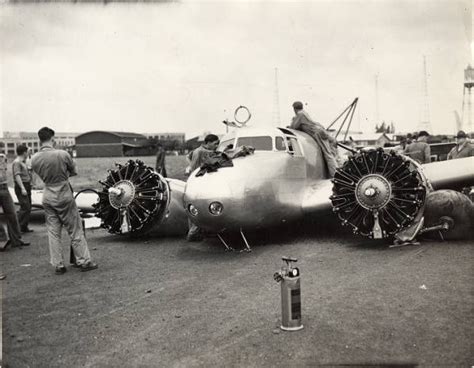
top-left (13, 144), bottom-right (33, 233)
top-left (0, 153), bottom-right (30, 251)
top-left (31, 127), bottom-right (98, 274)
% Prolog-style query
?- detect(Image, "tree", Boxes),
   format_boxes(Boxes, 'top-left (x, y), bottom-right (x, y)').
top-left (375, 121), bottom-right (386, 133)
top-left (375, 121), bottom-right (396, 133)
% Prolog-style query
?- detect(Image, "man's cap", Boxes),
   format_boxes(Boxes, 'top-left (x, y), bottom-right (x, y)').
top-left (418, 130), bottom-right (429, 137)
top-left (456, 130), bottom-right (467, 139)
top-left (292, 101), bottom-right (303, 110)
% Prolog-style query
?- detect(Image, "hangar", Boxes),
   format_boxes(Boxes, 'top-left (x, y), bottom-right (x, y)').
top-left (75, 131), bottom-right (153, 158)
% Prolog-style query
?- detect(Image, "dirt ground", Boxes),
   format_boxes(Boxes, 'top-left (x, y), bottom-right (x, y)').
top-left (1, 214), bottom-right (473, 368)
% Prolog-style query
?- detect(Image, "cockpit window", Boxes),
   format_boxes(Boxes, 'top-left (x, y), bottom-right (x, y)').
top-left (275, 137), bottom-right (286, 151)
top-left (286, 137), bottom-right (303, 156)
top-left (236, 136), bottom-right (273, 151)
top-left (218, 139), bottom-right (235, 152)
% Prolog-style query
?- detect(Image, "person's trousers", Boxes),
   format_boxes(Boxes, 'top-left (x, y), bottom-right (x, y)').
top-left (43, 189), bottom-right (91, 267)
top-left (311, 134), bottom-right (338, 177)
top-left (0, 222), bottom-right (7, 241)
top-left (14, 181), bottom-right (32, 231)
top-left (0, 183), bottom-right (22, 245)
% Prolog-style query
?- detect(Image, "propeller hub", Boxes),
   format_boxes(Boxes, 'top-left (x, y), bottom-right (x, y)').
top-left (355, 174), bottom-right (391, 210)
top-left (109, 180), bottom-right (135, 209)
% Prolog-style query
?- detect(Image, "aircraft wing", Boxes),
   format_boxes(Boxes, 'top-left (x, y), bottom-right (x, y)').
top-left (8, 187), bottom-right (99, 213)
top-left (421, 157), bottom-right (474, 190)
top-left (300, 157), bottom-right (474, 217)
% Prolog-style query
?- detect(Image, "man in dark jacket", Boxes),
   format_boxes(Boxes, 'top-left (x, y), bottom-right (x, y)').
top-left (155, 144), bottom-right (167, 177)
top-left (448, 130), bottom-right (473, 160)
top-left (404, 130), bottom-right (431, 164)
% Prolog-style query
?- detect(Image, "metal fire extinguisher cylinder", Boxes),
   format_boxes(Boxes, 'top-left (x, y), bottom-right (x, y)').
top-left (274, 257), bottom-right (303, 331)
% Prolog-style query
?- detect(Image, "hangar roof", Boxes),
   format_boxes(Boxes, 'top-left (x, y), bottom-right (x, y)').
top-left (76, 131), bottom-right (147, 140)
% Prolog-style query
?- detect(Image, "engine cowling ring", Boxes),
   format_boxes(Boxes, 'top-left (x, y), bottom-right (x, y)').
top-left (93, 160), bottom-right (170, 236)
top-left (330, 148), bottom-right (428, 238)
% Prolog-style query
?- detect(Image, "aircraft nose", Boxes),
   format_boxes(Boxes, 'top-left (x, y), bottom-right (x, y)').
top-left (183, 172), bottom-right (235, 232)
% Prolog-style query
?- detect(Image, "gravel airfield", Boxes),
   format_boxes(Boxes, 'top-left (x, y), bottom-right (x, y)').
top-left (1, 213), bottom-right (473, 367)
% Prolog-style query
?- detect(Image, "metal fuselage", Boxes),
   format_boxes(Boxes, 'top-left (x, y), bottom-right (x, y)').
top-left (183, 127), bottom-right (331, 233)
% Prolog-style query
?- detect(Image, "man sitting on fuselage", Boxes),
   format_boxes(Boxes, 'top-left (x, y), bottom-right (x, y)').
top-left (289, 101), bottom-right (338, 177)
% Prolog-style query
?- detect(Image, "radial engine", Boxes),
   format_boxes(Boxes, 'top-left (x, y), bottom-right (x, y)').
top-left (93, 160), bottom-right (187, 237)
top-left (330, 148), bottom-right (474, 241)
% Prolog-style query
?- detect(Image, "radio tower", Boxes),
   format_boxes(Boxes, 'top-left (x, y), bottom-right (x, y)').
top-left (462, 64), bottom-right (474, 133)
top-left (418, 55), bottom-right (432, 132)
top-left (374, 74), bottom-right (380, 126)
top-left (273, 67), bottom-right (281, 126)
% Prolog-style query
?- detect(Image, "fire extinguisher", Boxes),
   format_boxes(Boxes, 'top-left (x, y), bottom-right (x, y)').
top-left (273, 256), bottom-right (303, 331)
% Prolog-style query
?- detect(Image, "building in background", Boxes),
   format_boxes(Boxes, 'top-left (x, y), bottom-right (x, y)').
top-left (145, 133), bottom-right (185, 143)
top-left (0, 131), bottom-right (78, 156)
top-left (75, 131), bottom-right (153, 157)
top-left (334, 132), bottom-right (394, 148)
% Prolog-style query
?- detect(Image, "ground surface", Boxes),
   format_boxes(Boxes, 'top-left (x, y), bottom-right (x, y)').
top-left (1, 214), bottom-right (473, 368)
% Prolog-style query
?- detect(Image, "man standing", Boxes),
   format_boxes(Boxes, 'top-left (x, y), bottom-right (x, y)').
top-left (13, 144), bottom-right (33, 233)
top-left (404, 130), bottom-right (431, 164)
top-left (289, 101), bottom-right (338, 177)
top-left (155, 143), bottom-right (167, 177)
top-left (186, 134), bottom-right (220, 241)
top-left (31, 127), bottom-right (98, 274)
top-left (447, 131), bottom-right (473, 160)
top-left (0, 153), bottom-right (30, 251)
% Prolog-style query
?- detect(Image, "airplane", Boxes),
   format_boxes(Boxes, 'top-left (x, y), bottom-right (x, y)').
top-left (91, 101), bottom-right (474, 251)
top-left (7, 101), bottom-right (474, 250)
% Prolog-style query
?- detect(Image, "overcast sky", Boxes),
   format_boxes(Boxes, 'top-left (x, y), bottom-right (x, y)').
top-left (0, 0), bottom-right (472, 138)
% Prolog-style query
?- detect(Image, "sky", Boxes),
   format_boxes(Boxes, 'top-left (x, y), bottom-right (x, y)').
top-left (0, 0), bottom-right (472, 138)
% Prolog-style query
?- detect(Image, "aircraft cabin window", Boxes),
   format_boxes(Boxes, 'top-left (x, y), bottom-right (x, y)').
top-left (286, 137), bottom-right (303, 156)
top-left (236, 136), bottom-right (273, 151)
top-left (275, 137), bottom-right (286, 151)
top-left (219, 139), bottom-right (235, 152)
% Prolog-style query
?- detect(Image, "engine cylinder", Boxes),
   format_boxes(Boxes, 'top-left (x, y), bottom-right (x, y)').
top-left (330, 149), bottom-right (428, 238)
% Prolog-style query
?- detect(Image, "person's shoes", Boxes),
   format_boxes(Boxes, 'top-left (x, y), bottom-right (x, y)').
top-left (55, 266), bottom-right (67, 275)
top-left (80, 262), bottom-right (98, 272)
top-left (12, 240), bottom-right (30, 248)
top-left (21, 228), bottom-right (34, 233)
top-left (0, 240), bottom-right (11, 252)
top-left (71, 263), bottom-right (81, 268)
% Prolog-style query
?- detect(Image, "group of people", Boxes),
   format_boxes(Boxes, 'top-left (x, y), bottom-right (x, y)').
top-left (0, 127), bottom-right (98, 275)
top-left (397, 129), bottom-right (473, 164)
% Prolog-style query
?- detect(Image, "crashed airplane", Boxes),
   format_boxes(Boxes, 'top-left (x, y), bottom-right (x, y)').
top-left (12, 101), bottom-right (474, 250)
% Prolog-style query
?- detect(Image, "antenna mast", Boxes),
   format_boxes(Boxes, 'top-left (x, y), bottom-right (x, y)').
top-left (462, 64), bottom-right (474, 133)
top-left (375, 74), bottom-right (380, 127)
top-left (273, 67), bottom-right (281, 126)
top-left (418, 55), bottom-right (433, 132)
